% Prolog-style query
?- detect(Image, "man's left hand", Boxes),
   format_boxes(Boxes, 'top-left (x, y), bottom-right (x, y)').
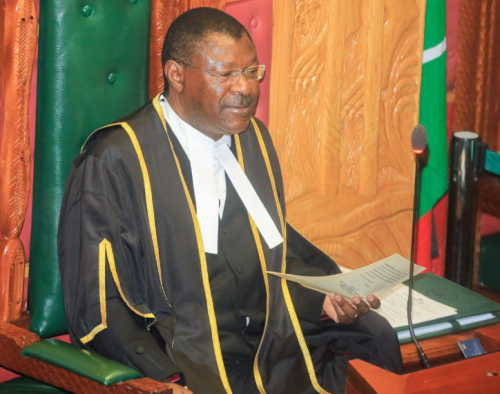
top-left (322, 293), bottom-right (380, 325)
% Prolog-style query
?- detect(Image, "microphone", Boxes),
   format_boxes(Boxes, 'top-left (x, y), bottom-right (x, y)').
top-left (408, 125), bottom-right (431, 368)
top-left (411, 124), bottom-right (428, 154)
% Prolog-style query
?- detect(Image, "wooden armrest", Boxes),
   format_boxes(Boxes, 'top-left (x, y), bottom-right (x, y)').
top-left (0, 322), bottom-right (172, 394)
top-left (21, 339), bottom-right (140, 386)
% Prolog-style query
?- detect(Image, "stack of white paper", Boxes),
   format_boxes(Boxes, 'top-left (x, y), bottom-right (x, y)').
top-left (374, 283), bottom-right (458, 328)
top-left (268, 254), bottom-right (426, 300)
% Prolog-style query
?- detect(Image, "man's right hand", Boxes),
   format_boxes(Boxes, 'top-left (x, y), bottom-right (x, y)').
top-left (162, 382), bottom-right (194, 394)
top-left (323, 293), bottom-right (380, 324)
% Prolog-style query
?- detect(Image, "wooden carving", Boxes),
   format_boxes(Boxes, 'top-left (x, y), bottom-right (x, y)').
top-left (0, 0), bottom-right (38, 322)
top-left (149, 0), bottom-right (225, 98)
top-left (270, 0), bottom-right (426, 268)
top-left (0, 1), bottom-right (4, 117)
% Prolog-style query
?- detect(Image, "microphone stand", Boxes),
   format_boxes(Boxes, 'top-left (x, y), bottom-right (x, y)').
top-left (407, 153), bottom-right (431, 368)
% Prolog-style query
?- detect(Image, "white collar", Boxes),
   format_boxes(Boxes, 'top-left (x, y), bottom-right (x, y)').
top-left (159, 95), bottom-right (231, 159)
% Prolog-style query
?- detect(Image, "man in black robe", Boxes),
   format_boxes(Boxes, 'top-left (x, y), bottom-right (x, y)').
top-left (58, 8), bottom-right (402, 394)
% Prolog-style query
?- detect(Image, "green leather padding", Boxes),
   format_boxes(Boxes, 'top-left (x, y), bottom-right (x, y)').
top-left (478, 232), bottom-right (500, 291)
top-left (21, 339), bottom-right (141, 386)
top-left (0, 377), bottom-right (69, 393)
top-left (29, 0), bottom-right (151, 338)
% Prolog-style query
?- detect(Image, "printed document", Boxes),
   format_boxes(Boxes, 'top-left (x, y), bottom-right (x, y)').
top-left (268, 254), bottom-right (425, 301)
top-left (375, 283), bottom-right (457, 328)
top-left (268, 254), bottom-right (459, 328)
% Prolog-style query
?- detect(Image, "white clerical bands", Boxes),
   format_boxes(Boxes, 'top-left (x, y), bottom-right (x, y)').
top-left (191, 142), bottom-right (283, 254)
top-left (214, 143), bottom-right (283, 251)
top-left (189, 141), bottom-right (222, 254)
top-left (190, 141), bottom-right (283, 254)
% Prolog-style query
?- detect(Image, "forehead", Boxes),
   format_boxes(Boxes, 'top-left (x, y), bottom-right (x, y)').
top-left (195, 32), bottom-right (257, 68)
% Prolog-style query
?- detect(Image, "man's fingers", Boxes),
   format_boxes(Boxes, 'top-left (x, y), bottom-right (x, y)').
top-left (366, 294), bottom-right (381, 309)
top-left (332, 294), bottom-right (358, 321)
top-left (351, 296), bottom-right (370, 315)
top-left (323, 293), bottom-right (381, 324)
top-left (331, 299), bottom-right (354, 324)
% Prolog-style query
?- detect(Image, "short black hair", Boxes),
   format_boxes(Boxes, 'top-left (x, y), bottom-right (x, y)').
top-left (161, 7), bottom-right (252, 95)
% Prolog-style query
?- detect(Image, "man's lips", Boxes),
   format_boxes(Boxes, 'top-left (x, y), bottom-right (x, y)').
top-left (224, 105), bottom-right (253, 115)
top-left (223, 94), bottom-right (255, 113)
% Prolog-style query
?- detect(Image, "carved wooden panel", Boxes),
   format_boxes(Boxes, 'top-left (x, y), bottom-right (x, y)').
top-left (0, 0), bottom-right (38, 321)
top-left (270, 0), bottom-right (426, 268)
top-left (149, 0), bottom-right (225, 98)
top-left (0, 1), bottom-right (4, 118)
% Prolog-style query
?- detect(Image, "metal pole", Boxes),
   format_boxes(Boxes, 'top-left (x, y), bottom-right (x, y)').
top-left (445, 132), bottom-right (481, 288)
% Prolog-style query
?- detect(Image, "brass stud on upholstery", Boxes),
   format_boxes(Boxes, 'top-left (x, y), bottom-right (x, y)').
top-left (107, 73), bottom-right (117, 85)
top-left (82, 5), bottom-right (92, 17)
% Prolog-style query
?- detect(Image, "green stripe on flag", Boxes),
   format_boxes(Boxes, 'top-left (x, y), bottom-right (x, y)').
top-left (418, 0), bottom-right (448, 218)
top-left (422, 0), bottom-right (447, 48)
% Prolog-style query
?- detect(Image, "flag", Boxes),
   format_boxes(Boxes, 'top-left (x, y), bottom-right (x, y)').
top-left (416, 0), bottom-right (448, 274)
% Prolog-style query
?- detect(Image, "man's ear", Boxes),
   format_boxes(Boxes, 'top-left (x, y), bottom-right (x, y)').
top-left (164, 60), bottom-right (184, 93)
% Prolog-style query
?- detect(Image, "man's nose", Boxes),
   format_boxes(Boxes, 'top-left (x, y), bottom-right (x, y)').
top-left (230, 73), bottom-right (252, 95)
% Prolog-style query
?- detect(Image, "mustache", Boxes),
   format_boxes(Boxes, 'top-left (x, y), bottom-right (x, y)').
top-left (223, 95), bottom-right (255, 108)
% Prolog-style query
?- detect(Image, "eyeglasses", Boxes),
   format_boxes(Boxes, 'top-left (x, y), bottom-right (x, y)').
top-left (175, 60), bottom-right (265, 84)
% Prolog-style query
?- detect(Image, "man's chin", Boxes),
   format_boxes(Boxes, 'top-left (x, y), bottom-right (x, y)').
top-left (221, 116), bottom-right (252, 134)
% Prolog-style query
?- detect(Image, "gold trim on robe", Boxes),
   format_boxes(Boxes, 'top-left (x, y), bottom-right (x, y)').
top-left (121, 122), bottom-right (168, 303)
top-left (251, 118), bottom-right (331, 394)
top-left (80, 239), bottom-right (109, 343)
top-left (80, 238), bottom-right (156, 344)
top-left (152, 94), bottom-right (234, 394)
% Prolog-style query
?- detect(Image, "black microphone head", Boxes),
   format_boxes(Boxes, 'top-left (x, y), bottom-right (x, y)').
top-left (411, 125), bottom-right (427, 154)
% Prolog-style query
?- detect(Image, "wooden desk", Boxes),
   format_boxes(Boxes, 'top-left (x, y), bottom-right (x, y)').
top-left (347, 322), bottom-right (500, 393)
top-left (401, 279), bottom-right (500, 372)
top-left (401, 321), bottom-right (500, 372)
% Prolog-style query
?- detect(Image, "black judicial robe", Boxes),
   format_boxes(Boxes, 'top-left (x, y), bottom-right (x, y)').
top-left (58, 94), bottom-right (402, 394)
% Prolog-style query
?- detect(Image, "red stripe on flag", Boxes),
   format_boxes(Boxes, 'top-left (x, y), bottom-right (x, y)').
top-left (430, 194), bottom-right (448, 276)
top-left (415, 211), bottom-right (432, 272)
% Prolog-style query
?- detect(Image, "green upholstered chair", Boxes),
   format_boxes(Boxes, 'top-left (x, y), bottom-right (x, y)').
top-left (0, 1), bottom-right (171, 393)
